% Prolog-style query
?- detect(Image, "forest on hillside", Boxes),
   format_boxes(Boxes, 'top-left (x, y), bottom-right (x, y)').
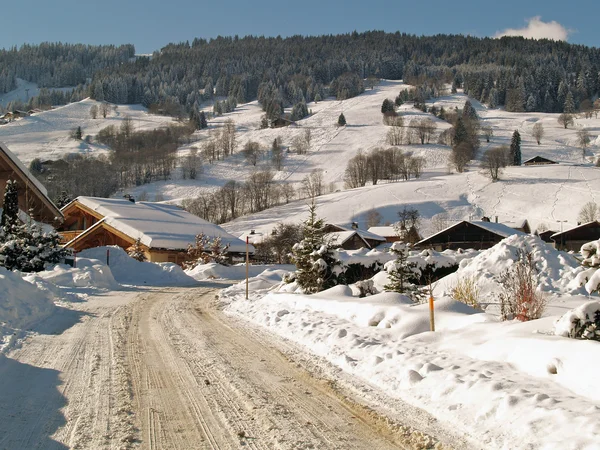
top-left (1, 33), bottom-right (600, 116)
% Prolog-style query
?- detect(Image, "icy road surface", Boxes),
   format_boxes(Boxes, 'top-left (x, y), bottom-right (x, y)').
top-left (0, 286), bottom-right (438, 449)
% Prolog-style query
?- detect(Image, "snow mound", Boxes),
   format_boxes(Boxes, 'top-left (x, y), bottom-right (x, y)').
top-left (78, 246), bottom-right (198, 286)
top-left (435, 235), bottom-right (582, 301)
top-left (186, 263), bottom-right (294, 281)
top-left (0, 267), bottom-right (56, 329)
top-left (555, 300), bottom-right (600, 339)
top-left (32, 263), bottom-right (119, 290)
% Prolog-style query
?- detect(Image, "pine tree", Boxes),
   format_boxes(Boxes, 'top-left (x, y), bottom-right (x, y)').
top-left (198, 111), bottom-right (208, 129)
top-left (1, 180), bottom-right (19, 229)
top-left (384, 242), bottom-right (421, 302)
top-left (337, 113), bottom-right (346, 127)
top-left (462, 100), bottom-right (478, 121)
top-left (291, 201), bottom-right (337, 293)
top-left (510, 130), bottom-right (522, 165)
top-left (381, 99), bottom-right (395, 114)
top-left (564, 91), bottom-right (576, 114)
top-left (127, 238), bottom-right (147, 262)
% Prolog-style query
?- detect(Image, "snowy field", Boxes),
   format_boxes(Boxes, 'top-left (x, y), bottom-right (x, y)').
top-left (220, 235), bottom-right (600, 449)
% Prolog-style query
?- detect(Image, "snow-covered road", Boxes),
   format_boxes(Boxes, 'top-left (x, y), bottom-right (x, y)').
top-left (0, 286), bottom-right (454, 449)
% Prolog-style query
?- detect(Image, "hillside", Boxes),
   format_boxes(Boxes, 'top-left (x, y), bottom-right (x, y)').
top-left (1, 79), bottom-right (599, 236)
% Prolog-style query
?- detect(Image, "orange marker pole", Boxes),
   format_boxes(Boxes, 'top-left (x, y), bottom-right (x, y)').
top-left (429, 295), bottom-right (435, 332)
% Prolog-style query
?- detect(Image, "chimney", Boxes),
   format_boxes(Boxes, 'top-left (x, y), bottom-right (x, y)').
top-left (495, 216), bottom-right (498, 223)
top-left (351, 222), bottom-right (358, 229)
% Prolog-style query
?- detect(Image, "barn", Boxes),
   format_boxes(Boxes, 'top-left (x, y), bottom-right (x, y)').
top-left (324, 224), bottom-right (386, 250)
top-left (523, 156), bottom-right (558, 166)
top-left (417, 221), bottom-right (525, 251)
top-left (59, 196), bottom-right (251, 265)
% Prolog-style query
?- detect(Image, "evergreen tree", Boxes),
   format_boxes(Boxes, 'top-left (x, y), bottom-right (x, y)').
top-left (564, 91), bottom-right (576, 114)
top-left (462, 100), bottom-right (477, 121)
top-left (337, 112), bottom-right (346, 127)
top-left (127, 238), bottom-right (147, 262)
top-left (1, 180), bottom-right (19, 229)
top-left (290, 201), bottom-right (338, 294)
top-left (510, 130), bottom-right (522, 166)
top-left (383, 242), bottom-right (421, 302)
top-left (198, 111), bottom-right (208, 129)
top-left (381, 98), bottom-right (395, 114)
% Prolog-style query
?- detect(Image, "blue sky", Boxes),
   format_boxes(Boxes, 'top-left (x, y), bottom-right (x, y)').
top-left (1, 0), bottom-right (597, 53)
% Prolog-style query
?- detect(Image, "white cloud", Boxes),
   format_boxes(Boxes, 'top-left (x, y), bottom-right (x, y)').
top-left (495, 16), bottom-right (570, 41)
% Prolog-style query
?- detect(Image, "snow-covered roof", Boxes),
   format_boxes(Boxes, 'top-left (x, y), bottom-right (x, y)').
top-left (0, 141), bottom-right (48, 196)
top-left (326, 231), bottom-right (365, 247)
top-left (329, 224), bottom-right (386, 242)
top-left (500, 219), bottom-right (529, 230)
top-left (367, 226), bottom-right (397, 237)
top-left (238, 230), bottom-right (267, 245)
top-left (66, 197), bottom-right (250, 253)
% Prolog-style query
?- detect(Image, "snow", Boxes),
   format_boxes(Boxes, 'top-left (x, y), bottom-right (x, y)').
top-left (70, 196), bottom-right (250, 253)
top-left (185, 262), bottom-right (294, 281)
top-left (221, 256), bottom-right (600, 449)
top-left (555, 300), bottom-right (600, 339)
top-left (77, 246), bottom-right (197, 286)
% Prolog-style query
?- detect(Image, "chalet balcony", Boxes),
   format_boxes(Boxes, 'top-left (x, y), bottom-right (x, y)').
top-left (59, 230), bottom-right (84, 244)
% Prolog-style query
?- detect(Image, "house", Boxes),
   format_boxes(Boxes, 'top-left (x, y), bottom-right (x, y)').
top-left (523, 156), bottom-right (558, 166)
top-left (59, 196), bottom-right (252, 265)
top-left (500, 218), bottom-right (531, 234)
top-left (535, 229), bottom-right (558, 244)
top-left (367, 226), bottom-right (400, 243)
top-left (324, 224), bottom-right (386, 250)
top-left (417, 221), bottom-right (525, 251)
top-left (550, 221), bottom-right (600, 252)
top-left (238, 229), bottom-right (267, 246)
top-left (0, 142), bottom-right (63, 225)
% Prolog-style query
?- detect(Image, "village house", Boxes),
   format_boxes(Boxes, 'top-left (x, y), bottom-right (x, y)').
top-left (0, 142), bottom-right (63, 225)
top-left (59, 196), bottom-right (252, 265)
top-left (324, 223), bottom-right (386, 250)
top-left (523, 156), bottom-right (558, 166)
top-left (417, 220), bottom-right (525, 251)
top-left (550, 221), bottom-right (600, 252)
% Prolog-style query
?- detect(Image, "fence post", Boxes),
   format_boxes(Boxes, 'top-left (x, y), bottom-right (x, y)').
top-left (429, 295), bottom-right (435, 332)
top-left (245, 237), bottom-right (249, 300)
top-left (106, 249), bottom-right (110, 266)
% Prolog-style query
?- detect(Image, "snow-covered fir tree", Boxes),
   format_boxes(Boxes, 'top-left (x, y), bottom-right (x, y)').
top-left (337, 113), bottom-right (346, 127)
top-left (510, 130), bottom-right (522, 166)
top-left (291, 201), bottom-right (338, 294)
top-left (384, 242), bottom-right (422, 302)
top-left (127, 238), bottom-right (147, 262)
top-left (0, 180), bottom-right (67, 272)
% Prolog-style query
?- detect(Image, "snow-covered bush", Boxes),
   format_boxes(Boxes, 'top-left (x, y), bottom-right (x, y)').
top-left (555, 301), bottom-right (600, 341)
top-left (499, 250), bottom-right (547, 321)
top-left (451, 275), bottom-right (480, 308)
top-left (355, 279), bottom-right (376, 297)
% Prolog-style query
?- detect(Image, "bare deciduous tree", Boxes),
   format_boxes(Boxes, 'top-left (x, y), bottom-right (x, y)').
top-left (481, 146), bottom-right (509, 181)
top-left (386, 125), bottom-right (404, 145)
top-left (90, 104), bottom-right (98, 119)
top-left (414, 118), bottom-right (437, 145)
top-left (577, 128), bottom-right (591, 159)
top-left (578, 202), bottom-right (600, 224)
top-left (242, 141), bottom-right (261, 166)
top-left (344, 150), bottom-right (369, 188)
top-left (451, 142), bottom-right (473, 173)
top-left (100, 102), bottom-right (110, 119)
top-left (366, 209), bottom-right (382, 228)
top-left (531, 123), bottom-right (544, 145)
top-left (302, 169), bottom-right (324, 199)
top-left (558, 113), bottom-right (573, 129)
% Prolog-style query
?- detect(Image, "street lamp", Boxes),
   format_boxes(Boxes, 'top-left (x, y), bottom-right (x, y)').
top-left (557, 220), bottom-right (568, 232)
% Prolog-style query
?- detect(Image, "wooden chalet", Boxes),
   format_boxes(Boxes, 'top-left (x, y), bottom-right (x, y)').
top-left (499, 218), bottom-right (531, 234)
top-left (417, 221), bottom-right (525, 251)
top-left (0, 142), bottom-right (63, 225)
top-left (551, 221), bottom-right (600, 252)
top-left (523, 156), bottom-right (558, 166)
top-left (59, 197), bottom-right (252, 265)
top-left (324, 224), bottom-right (386, 250)
top-left (535, 229), bottom-right (558, 244)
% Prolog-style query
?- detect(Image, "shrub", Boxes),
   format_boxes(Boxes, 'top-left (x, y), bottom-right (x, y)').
top-left (499, 250), bottom-right (547, 321)
top-left (451, 275), bottom-right (480, 308)
top-left (555, 301), bottom-right (600, 341)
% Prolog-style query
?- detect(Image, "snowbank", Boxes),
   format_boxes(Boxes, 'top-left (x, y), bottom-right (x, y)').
top-left (221, 261), bottom-right (600, 448)
top-left (186, 263), bottom-right (295, 281)
top-left (78, 246), bottom-right (197, 286)
top-left (434, 235), bottom-right (582, 303)
top-left (0, 266), bottom-right (58, 352)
